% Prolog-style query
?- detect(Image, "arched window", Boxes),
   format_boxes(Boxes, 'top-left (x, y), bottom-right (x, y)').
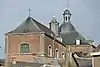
top-left (48, 45), bottom-right (52, 57)
top-left (66, 16), bottom-right (68, 21)
top-left (55, 48), bottom-right (59, 58)
top-left (20, 43), bottom-right (29, 53)
top-left (62, 52), bottom-right (65, 58)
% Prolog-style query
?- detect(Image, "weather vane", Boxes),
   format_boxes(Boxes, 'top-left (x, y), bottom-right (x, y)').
top-left (28, 8), bottom-right (32, 17)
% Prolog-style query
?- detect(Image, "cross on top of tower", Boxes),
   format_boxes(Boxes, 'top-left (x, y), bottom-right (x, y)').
top-left (28, 8), bottom-right (32, 17)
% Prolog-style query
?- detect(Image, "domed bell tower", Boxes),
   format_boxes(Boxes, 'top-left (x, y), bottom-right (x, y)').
top-left (63, 9), bottom-right (71, 23)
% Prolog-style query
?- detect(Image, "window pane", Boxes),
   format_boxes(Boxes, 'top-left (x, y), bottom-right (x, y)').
top-left (20, 43), bottom-right (29, 53)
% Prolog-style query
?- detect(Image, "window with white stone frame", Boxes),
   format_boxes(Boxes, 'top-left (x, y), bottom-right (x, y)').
top-left (62, 52), bottom-right (65, 58)
top-left (55, 48), bottom-right (59, 58)
top-left (48, 45), bottom-right (52, 57)
top-left (20, 43), bottom-right (29, 53)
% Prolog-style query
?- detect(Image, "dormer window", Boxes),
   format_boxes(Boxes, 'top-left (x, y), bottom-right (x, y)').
top-left (76, 40), bottom-right (81, 45)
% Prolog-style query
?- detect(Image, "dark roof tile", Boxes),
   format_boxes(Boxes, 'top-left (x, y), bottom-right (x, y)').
top-left (7, 17), bottom-right (54, 35)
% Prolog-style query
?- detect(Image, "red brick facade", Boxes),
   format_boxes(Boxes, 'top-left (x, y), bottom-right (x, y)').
top-left (5, 33), bottom-right (66, 66)
top-left (4, 33), bottom-right (95, 67)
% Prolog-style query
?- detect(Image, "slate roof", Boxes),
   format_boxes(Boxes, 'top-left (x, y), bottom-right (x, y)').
top-left (75, 58), bottom-right (92, 67)
top-left (59, 19), bottom-right (88, 45)
top-left (7, 17), bottom-right (54, 35)
top-left (59, 22), bottom-right (76, 33)
top-left (72, 53), bottom-right (92, 67)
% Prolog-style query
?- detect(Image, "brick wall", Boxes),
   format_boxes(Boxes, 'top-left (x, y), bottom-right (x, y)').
top-left (6, 34), bottom-right (40, 54)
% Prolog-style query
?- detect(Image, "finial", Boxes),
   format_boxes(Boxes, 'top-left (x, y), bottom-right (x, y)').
top-left (53, 16), bottom-right (56, 18)
top-left (28, 8), bottom-right (32, 17)
top-left (50, 16), bottom-right (57, 23)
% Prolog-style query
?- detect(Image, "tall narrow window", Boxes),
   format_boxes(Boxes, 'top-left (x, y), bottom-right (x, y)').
top-left (20, 43), bottom-right (29, 53)
top-left (55, 48), bottom-right (59, 58)
top-left (62, 52), bottom-right (65, 58)
top-left (48, 45), bottom-right (52, 57)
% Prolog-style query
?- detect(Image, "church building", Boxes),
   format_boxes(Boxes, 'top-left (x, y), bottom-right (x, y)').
top-left (4, 9), bottom-right (95, 67)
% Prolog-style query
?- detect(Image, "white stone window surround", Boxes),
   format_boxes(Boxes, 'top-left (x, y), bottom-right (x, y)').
top-left (48, 45), bottom-right (52, 57)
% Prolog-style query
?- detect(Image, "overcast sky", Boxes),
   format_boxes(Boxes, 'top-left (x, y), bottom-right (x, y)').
top-left (0, 0), bottom-right (100, 59)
